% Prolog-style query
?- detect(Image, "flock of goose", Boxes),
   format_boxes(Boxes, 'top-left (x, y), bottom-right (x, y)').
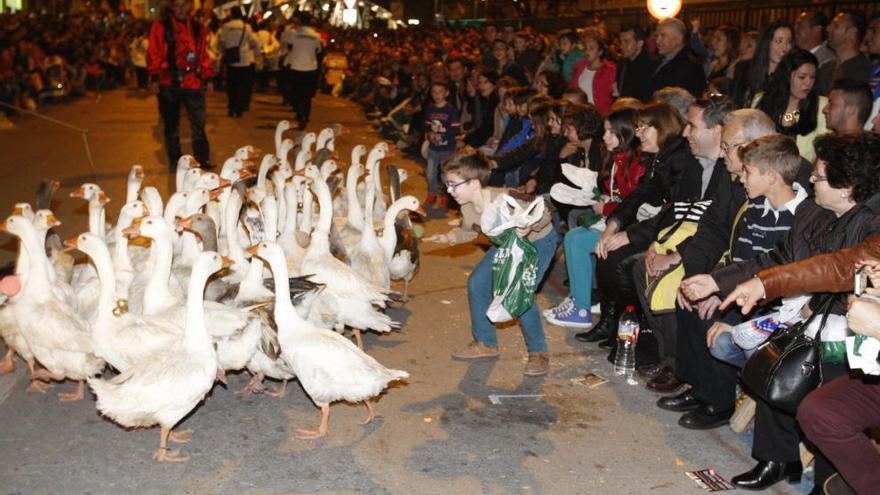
top-left (0, 121), bottom-right (425, 462)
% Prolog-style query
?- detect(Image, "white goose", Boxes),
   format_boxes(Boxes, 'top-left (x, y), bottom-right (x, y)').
top-left (3, 215), bottom-right (104, 401)
top-left (250, 241), bottom-right (408, 439)
top-left (88, 251), bottom-right (224, 463)
top-left (300, 165), bottom-right (397, 348)
top-left (125, 165), bottom-right (145, 204)
top-left (382, 193), bottom-right (423, 299)
top-left (274, 120), bottom-right (290, 158)
top-left (350, 173), bottom-right (390, 289)
top-left (175, 155), bottom-right (198, 193)
top-left (67, 232), bottom-right (182, 372)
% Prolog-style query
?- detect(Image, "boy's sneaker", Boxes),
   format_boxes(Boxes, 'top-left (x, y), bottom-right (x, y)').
top-left (545, 305), bottom-right (593, 328)
top-left (543, 296), bottom-right (574, 318)
top-left (452, 341), bottom-right (500, 360)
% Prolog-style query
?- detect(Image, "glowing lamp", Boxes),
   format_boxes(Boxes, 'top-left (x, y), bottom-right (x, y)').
top-left (342, 8), bottom-right (358, 25)
top-left (647, 0), bottom-right (682, 20)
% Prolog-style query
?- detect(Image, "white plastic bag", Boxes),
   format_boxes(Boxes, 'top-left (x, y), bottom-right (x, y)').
top-left (480, 193), bottom-right (546, 237)
top-left (549, 163), bottom-right (598, 207)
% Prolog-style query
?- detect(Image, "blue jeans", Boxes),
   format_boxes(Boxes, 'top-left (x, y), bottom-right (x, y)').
top-left (709, 331), bottom-right (756, 368)
top-left (426, 148), bottom-right (454, 195)
top-left (467, 229), bottom-right (559, 352)
top-left (563, 227), bottom-right (601, 311)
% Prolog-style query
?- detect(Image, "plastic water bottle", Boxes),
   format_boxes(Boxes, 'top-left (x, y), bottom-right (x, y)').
top-left (613, 305), bottom-right (640, 381)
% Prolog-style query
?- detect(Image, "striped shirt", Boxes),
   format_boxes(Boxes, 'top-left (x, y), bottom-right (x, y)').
top-left (730, 184), bottom-right (808, 263)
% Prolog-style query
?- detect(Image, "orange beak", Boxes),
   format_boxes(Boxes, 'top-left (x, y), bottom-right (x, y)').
top-left (176, 216), bottom-right (193, 231)
top-left (69, 187), bottom-right (85, 199)
top-left (220, 256), bottom-right (234, 268)
top-left (133, 166), bottom-right (145, 180)
top-left (415, 206), bottom-right (427, 217)
top-left (121, 224), bottom-right (140, 237)
top-left (0, 222), bottom-right (7, 234)
top-left (209, 187), bottom-right (226, 200)
top-left (11, 206), bottom-right (23, 216)
top-left (244, 244), bottom-right (260, 256)
top-left (46, 214), bottom-right (61, 228)
top-left (97, 192), bottom-right (111, 206)
top-left (63, 237), bottom-right (78, 249)
top-left (291, 169), bottom-right (307, 177)
top-left (218, 177), bottom-right (232, 188)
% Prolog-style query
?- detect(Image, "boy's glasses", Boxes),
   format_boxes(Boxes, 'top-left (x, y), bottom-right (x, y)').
top-left (445, 179), bottom-right (471, 192)
top-left (809, 174), bottom-right (827, 184)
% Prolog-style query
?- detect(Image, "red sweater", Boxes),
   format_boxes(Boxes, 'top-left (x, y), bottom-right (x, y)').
top-left (601, 150), bottom-right (645, 217)
top-left (147, 16), bottom-right (214, 90)
top-left (570, 59), bottom-right (617, 115)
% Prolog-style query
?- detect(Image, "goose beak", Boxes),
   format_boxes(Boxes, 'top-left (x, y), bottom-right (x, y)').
top-left (415, 206), bottom-right (427, 217)
top-left (133, 166), bottom-right (145, 180)
top-left (69, 187), bottom-right (85, 199)
top-left (291, 169), bottom-right (307, 177)
top-left (0, 223), bottom-right (7, 233)
top-left (121, 222), bottom-right (141, 238)
top-left (46, 214), bottom-right (61, 228)
top-left (97, 192), bottom-right (111, 206)
top-left (63, 237), bottom-right (78, 249)
top-left (209, 187), bottom-right (226, 200)
top-left (248, 148), bottom-right (261, 159)
top-left (11, 206), bottom-right (23, 216)
top-left (176, 216), bottom-right (193, 231)
top-left (244, 244), bottom-right (260, 256)
top-left (217, 177), bottom-right (232, 188)
top-left (220, 256), bottom-right (234, 268)
top-left (236, 168), bottom-right (255, 181)
top-left (141, 205), bottom-right (150, 216)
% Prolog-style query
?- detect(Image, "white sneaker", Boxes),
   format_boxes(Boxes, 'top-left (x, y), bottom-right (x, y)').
top-left (591, 302), bottom-right (601, 314)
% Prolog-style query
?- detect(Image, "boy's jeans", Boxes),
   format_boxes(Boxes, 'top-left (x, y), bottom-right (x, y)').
top-left (709, 331), bottom-right (756, 368)
top-left (426, 148), bottom-right (455, 195)
top-left (467, 229), bottom-right (559, 353)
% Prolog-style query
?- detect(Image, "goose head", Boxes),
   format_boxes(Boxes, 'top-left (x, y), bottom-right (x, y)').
top-left (257, 154), bottom-right (278, 188)
top-left (316, 127), bottom-right (334, 151)
top-left (118, 200), bottom-right (149, 227)
top-left (351, 144), bottom-right (367, 167)
top-left (140, 186), bottom-right (164, 218)
top-left (184, 188), bottom-right (211, 216)
top-left (123, 215), bottom-right (170, 241)
top-left (70, 183), bottom-right (104, 201)
top-left (393, 195), bottom-right (425, 217)
top-left (182, 167), bottom-right (205, 192)
top-left (0, 215), bottom-right (35, 240)
top-left (175, 155), bottom-right (197, 192)
top-left (294, 148), bottom-right (312, 171)
top-left (235, 145), bottom-right (259, 161)
top-left (33, 209), bottom-right (61, 231)
top-left (196, 172), bottom-right (230, 191)
top-left (177, 214), bottom-right (218, 251)
top-left (277, 138), bottom-right (294, 165)
top-left (64, 232), bottom-right (106, 264)
top-left (320, 159), bottom-right (338, 180)
top-left (300, 132), bottom-right (317, 155)
top-left (163, 191), bottom-right (190, 225)
top-left (304, 164), bottom-right (322, 180)
top-left (11, 203), bottom-right (34, 221)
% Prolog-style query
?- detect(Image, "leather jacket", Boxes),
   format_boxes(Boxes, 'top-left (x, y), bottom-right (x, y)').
top-left (759, 235), bottom-right (880, 301)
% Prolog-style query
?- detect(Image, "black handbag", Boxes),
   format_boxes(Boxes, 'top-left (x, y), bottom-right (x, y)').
top-left (740, 295), bottom-right (835, 414)
top-left (223, 26), bottom-right (246, 65)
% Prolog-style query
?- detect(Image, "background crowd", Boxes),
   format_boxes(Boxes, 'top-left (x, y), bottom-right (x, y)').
top-left (2, 4), bottom-right (880, 494)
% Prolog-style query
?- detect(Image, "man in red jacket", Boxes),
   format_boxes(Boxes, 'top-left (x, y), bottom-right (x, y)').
top-left (148, 0), bottom-right (215, 171)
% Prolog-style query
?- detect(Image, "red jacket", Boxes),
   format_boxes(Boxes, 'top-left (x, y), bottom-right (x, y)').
top-left (601, 150), bottom-right (645, 217)
top-left (570, 59), bottom-right (617, 115)
top-left (147, 16), bottom-right (214, 90)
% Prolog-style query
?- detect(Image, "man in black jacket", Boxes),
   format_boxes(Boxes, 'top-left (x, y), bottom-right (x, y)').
top-left (617, 25), bottom-right (654, 103)
top-left (648, 18), bottom-right (706, 98)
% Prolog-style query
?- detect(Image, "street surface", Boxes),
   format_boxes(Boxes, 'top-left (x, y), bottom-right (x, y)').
top-left (0, 89), bottom-right (802, 494)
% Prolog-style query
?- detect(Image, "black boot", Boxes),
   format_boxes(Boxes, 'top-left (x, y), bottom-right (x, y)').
top-left (575, 299), bottom-right (618, 343)
top-left (731, 460), bottom-right (802, 490)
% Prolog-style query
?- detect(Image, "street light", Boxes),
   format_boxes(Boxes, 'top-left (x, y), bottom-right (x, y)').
top-left (647, 0), bottom-right (682, 20)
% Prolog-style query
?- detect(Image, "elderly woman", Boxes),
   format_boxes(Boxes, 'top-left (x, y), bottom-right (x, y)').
top-left (678, 132), bottom-right (880, 492)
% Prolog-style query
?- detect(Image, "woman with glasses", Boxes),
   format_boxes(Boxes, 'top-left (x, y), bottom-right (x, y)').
top-left (544, 108), bottom-right (645, 328)
top-left (754, 48), bottom-right (827, 162)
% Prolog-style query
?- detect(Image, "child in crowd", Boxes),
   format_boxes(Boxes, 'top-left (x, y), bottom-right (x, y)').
top-left (424, 153), bottom-right (559, 376)
top-left (545, 108), bottom-right (645, 328)
top-left (423, 80), bottom-right (461, 208)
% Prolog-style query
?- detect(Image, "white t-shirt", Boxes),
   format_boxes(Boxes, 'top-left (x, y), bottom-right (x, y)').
top-left (219, 20), bottom-right (259, 67)
top-left (577, 67), bottom-right (596, 104)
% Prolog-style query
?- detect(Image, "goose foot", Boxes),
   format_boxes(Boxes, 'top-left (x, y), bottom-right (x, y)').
top-left (31, 368), bottom-right (64, 382)
top-left (169, 429), bottom-right (193, 443)
top-left (215, 369), bottom-right (227, 385)
top-left (264, 380), bottom-right (288, 398)
top-left (153, 428), bottom-right (190, 462)
top-left (353, 329), bottom-right (363, 350)
top-left (235, 372), bottom-right (265, 397)
top-left (26, 380), bottom-right (53, 394)
top-left (295, 404), bottom-right (330, 440)
top-left (360, 401), bottom-right (380, 425)
top-left (0, 349), bottom-right (14, 375)
top-left (402, 278), bottom-right (411, 302)
top-left (58, 381), bottom-right (84, 401)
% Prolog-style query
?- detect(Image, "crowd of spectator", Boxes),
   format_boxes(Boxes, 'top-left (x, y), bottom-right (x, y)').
top-left (332, 9), bottom-right (880, 495)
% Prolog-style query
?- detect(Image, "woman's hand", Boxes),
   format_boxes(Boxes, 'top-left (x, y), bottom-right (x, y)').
top-left (680, 274), bottom-right (720, 302)
top-left (597, 232), bottom-right (629, 259)
top-left (720, 277), bottom-right (766, 314)
top-left (706, 321), bottom-right (733, 348)
top-left (848, 289), bottom-right (880, 339)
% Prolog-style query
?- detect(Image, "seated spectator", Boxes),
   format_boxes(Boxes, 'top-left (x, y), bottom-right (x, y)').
top-left (513, 32), bottom-right (541, 81)
top-left (570, 33), bottom-right (616, 115)
top-left (732, 21), bottom-right (793, 108)
top-left (823, 78), bottom-right (872, 134)
top-left (561, 86), bottom-right (587, 104)
top-left (704, 25), bottom-right (739, 80)
top-left (545, 107), bottom-right (645, 328)
top-left (534, 69), bottom-right (565, 99)
top-left (826, 11), bottom-right (871, 88)
top-left (554, 29), bottom-right (585, 84)
top-left (754, 49), bottom-right (827, 161)
top-left (794, 10), bottom-right (837, 95)
top-left (648, 18), bottom-right (706, 98)
top-left (490, 40), bottom-right (528, 87)
top-left (652, 86), bottom-right (695, 121)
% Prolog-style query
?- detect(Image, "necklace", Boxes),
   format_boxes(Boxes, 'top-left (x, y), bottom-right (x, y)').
top-left (781, 109), bottom-right (800, 126)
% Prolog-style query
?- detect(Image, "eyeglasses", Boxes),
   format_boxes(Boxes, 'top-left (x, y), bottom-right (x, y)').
top-left (809, 173), bottom-right (827, 184)
top-left (635, 124), bottom-right (650, 133)
top-left (445, 178), bottom-right (471, 192)
top-left (721, 141), bottom-right (747, 154)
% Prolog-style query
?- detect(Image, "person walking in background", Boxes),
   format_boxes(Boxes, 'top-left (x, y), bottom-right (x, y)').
top-left (281, 12), bottom-right (323, 130)
top-left (148, 0), bottom-right (215, 170)
top-left (219, 7), bottom-right (259, 118)
top-left (129, 25), bottom-right (149, 90)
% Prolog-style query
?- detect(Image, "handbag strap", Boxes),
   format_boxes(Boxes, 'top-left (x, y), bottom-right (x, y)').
top-left (797, 293), bottom-right (836, 339)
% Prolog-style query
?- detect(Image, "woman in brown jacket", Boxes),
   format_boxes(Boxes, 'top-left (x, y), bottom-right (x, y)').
top-left (721, 236), bottom-right (880, 495)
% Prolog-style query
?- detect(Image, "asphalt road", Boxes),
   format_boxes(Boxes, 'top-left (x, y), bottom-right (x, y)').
top-left (0, 89), bottom-right (803, 495)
